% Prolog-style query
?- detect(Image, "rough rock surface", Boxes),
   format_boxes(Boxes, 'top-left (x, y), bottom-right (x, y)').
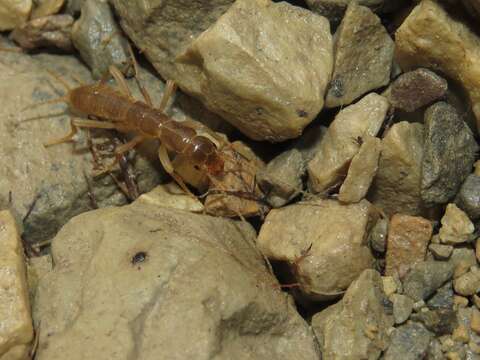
top-left (385, 214), bottom-right (432, 278)
top-left (456, 174), bottom-right (480, 221)
top-left (11, 14), bottom-right (74, 52)
top-left (382, 68), bottom-right (448, 112)
top-left (308, 93), bottom-right (388, 194)
top-left (454, 267), bottom-right (480, 296)
top-left (395, 0), bottom-right (480, 130)
top-left (0, 211), bottom-right (33, 360)
top-left (369, 121), bottom-right (425, 216)
top-left (384, 322), bottom-right (433, 360)
top-left (305, 0), bottom-right (385, 24)
top-left (33, 192), bottom-right (320, 360)
top-left (429, 244), bottom-right (453, 260)
top-left (71, 0), bottom-right (132, 79)
top-left (392, 294), bottom-right (414, 325)
top-left (257, 198), bottom-right (377, 300)
top-left (439, 204), bottom-right (475, 245)
top-left (312, 270), bottom-right (393, 360)
top-left (325, 2), bottom-right (394, 108)
top-left (427, 282), bottom-right (454, 310)
top-left (176, 0), bottom-right (333, 141)
top-left (31, 0), bottom-right (64, 18)
top-left (0, 0), bottom-right (31, 30)
top-left (257, 149), bottom-right (304, 208)
top-left (368, 217), bottom-right (388, 253)
top-left (410, 308), bottom-right (457, 336)
top-left (421, 102), bottom-right (478, 206)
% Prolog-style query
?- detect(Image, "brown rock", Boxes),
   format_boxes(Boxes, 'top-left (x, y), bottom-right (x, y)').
top-left (325, 2), bottom-right (394, 108)
top-left (0, 0), bottom-right (31, 30)
top-left (395, 0), bottom-right (480, 131)
top-left (385, 214), bottom-right (433, 278)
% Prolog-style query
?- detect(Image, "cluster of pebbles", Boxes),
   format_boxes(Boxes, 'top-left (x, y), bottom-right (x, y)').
top-left (2, 0), bottom-right (480, 359)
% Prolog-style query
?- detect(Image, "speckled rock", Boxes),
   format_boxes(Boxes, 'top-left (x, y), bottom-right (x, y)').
top-left (72, 0), bottom-right (133, 79)
top-left (0, 211), bottom-right (33, 360)
top-left (421, 102), bottom-right (478, 206)
top-left (456, 174), bottom-right (480, 221)
top-left (33, 192), bottom-right (320, 360)
top-left (308, 93), bottom-right (388, 194)
top-left (312, 269), bottom-right (393, 360)
top-left (392, 294), bottom-right (414, 325)
top-left (369, 121), bottom-right (425, 216)
top-left (257, 198), bottom-right (377, 300)
top-left (439, 204), bottom-right (475, 245)
top-left (0, 0), bottom-right (31, 30)
top-left (403, 261), bottom-right (454, 302)
top-left (382, 68), bottom-right (447, 113)
top-left (384, 322), bottom-right (433, 360)
top-left (325, 2), bottom-right (394, 108)
top-left (395, 0), bottom-right (480, 131)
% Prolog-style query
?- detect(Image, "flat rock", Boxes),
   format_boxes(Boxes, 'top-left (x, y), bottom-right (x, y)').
top-left (31, 0), bottom-right (64, 18)
top-left (392, 294), bottom-right (414, 324)
top-left (257, 149), bottom-right (305, 208)
top-left (257, 198), bottom-right (377, 300)
top-left (421, 102), bottom-right (478, 206)
top-left (0, 211), bottom-right (33, 360)
top-left (308, 93), bottom-right (388, 194)
top-left (402, 261), bottom-right (454, 302)
top-left (0, 0), bottom-right (31, 31)
top-left (33, 192), bottom-right (320, 360)
top-left (382, 68), bottom-right (448, 112)
top-left (384, 322), bottom-right (433, 360)
top-left (176, 0), bottom-right (333, 141)
top-left (439, 204), bottom-right (475, 245)
top-left (385, 214), bottom-right (433, 278)
top-left (72, 0), bottom-right (132, 79)
top-left (312, 269), bottom-right (393, 360)
top-left (338, 136), bottom-right (381, 203)
top-left (456, 174), bottom-right (480, 221)
top-left (395, 0), bottom-right (480, 131)
top-left (369, 121), bottom-right (426, 216)
top-left (325, 2), bottom-right (394, 108)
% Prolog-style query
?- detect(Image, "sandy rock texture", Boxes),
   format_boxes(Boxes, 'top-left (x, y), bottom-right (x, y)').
top-left (33, 191), bottom-right (320, 360)
top-left (395, 0), bottom-right (480, 131)
top-left (0, 211), bottom-right (33, 360)
top-left (0, 0), bottom-right (31, 31)
top-left (257, 198), bottom-right (377, 300)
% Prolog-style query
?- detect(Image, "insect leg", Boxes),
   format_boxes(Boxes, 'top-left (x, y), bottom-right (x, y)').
top-left (44, 118), bottom-right (116, 146)
top-left (127, 44), bottom-right (153, 107)
top-left (158, 80), bottom-right (177, 112)
top-left (158, 144), bottom-right (194, 196)
top-left (109, 65), bottom-right (133, 99)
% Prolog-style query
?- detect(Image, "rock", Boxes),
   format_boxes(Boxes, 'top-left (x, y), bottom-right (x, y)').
top-left (383, 275), bottom-right (398, 297)
top-left (456, 175), bottom-right (480, 221)
top-left (308, 93), bottom-right (389, 194)
top-left (439, 204), bottom-right (475, 245)
top-left (385, 214), bottom-right (433, 278)
top-left (176, 0), bottom-right (333, 141)
top-left (31, 0), bottom-right (64, 19)
top-left (136, 183), bottom-right (204, 213)
top-left (257, 149), bottom-right (304, 208)
top-left (293, 124), bottom-right (328, 164)
top-left (428, 339), bottom-right (445, 360)
top-left (305, 0), bottom-right (388, 25)
top-left (382, 68), bottom-right (448, 112)
top-left (369, 121), bottom-right (425, 216)
top-left (312, 269), bottom-right (393, 360)
top-left (452, 326), bottom-right (470, 345)
top-left (450, 248), bottom-right (478, 279)
top-left (33, 192), bottom-right (320, 360)
top-left (429, 244), bottom-right (453, 260)
top-left (395, 0), bottom-right (480, 131)
top-left (11, 14), bottom-right (74, 52)
top-left (71, 0), bottom-right (133, 79)
top-left (411, 308), bottom-right (458, 336)
top-left (454, 268), bottom-right (480, 296)
top-left (0, 0), bottom-right (31, 31)
top-left (369, 217), bottom-right (388, 253)
top-left (384, 322), bottom-right (433, 360)
top-left (454, 296), bottom-right (470, 310)
top-left (338, 136), bottom-right (381, 203)
top-left (392, 294), bottom-right (414, 324)
top-left (427, 282), bottom-right (454, 310)
top-left (257, 198), bottom-right (377, 300)
top-left (325, 2), bottom-right (394, 108)
top-left (471, 309), bottom-right (480, 335)
top-left (421, 102), bottom-right (478, 206)
top-left (64, 0), bottom-right (82, 15)
top-left (0, 211), bottom-right (33, 359)
top-left (403, 261), bottom-right (454, 302)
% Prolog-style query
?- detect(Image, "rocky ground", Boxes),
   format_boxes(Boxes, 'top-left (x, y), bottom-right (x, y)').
top-left (2, 0), bottom-right (480, 359)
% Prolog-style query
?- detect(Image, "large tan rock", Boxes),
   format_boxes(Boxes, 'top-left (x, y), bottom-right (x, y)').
top-left (0, 0), bottom-right (32, 31)
top-left (0, 211), bottom-right (33, 360)
top-left (395, 0), bottom-right (480, 131)
top-left (33, 191), bottom-right (320, 360)
top-left (257, 198), bottom-right (377, 300)
top-left (369, 121), bottom-right (426, 216)
top-left (308, 93), bottom-right (389, 194)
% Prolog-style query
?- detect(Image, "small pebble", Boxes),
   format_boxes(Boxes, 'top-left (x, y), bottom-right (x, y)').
top-left (413, 300), bottom-right (426, 312)
top-left (429, 244), bottom-right (453, 260)
top-left (369, 217), bottom-right (388, 253)
top-left (471, 309), bottom-right (480, 335)
top-left (453, 267), bottom-right (480, 296)
top-left (382, 276), bottom-right (397, 297)
top-left (455, 175), bottom-right (480, 221)
top-left (469, 340), bottom-right (480, 354)
top-left (439, 204), bottom-right (475, 245)
top-left (452, 324), bottom-right (470, 343)
top-left (454, 296), bottom-right (469, 309)
top-left (476, 239), bottom-right (480, 262)
top-left (473, 294), bottom-right (480, 310)
top-left (391, 294), bottom-right (414, 324)
top-left (403, 261), bottom-right (454, 302)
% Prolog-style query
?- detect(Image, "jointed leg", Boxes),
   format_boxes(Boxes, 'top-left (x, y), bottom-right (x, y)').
top-left (109, 65), bottom-right (132, 99)
top-left (94, 135), bottom-right (145, 175)
top-left (158, 80), bottom-right (177, 112)
top-left (126, 44), bottom-right (154, 107)
top-left (158, 144), bottom-right (193, 196)
top-left (44, 118), bottom-right (117, 147)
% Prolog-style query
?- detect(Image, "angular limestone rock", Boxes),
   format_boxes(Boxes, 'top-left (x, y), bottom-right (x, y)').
top-left (176, 0), bottom-right (333, 141)
top-left (382, 68), bottom-right (448, 112)
top-left (369, 121), bottom-right (425, 216)
top-left (72, 0), bottom-right (132, 79)
top-left (257, 198), bottom-right (377, 300)
top-left (312, 270), bottom-right (393, 359)
top-left (421, 102), bottom-right (478, 206)
top-left (395, 0), bottom-right (480, 131)
top-left (339, 136), bottom-right (381, 203)
top-left (308, 93), bottom-right (389, 194)
top-left (33, 194), bottom-right (320, 360)
top-left (325, 2), bottom-right (394, 108)
top-left (0, 0), bottom-right (31, 31)
top-left (0, 211), bottom-right (33, 359)
top-left (385, 214), bottom-right (432, 279)
top-left (439, 204), bottom-right (474, 245)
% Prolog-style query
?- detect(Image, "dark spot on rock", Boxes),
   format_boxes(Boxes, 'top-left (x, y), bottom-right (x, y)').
top-left (131, 251), bottom-right (147, 265)
top-left (255, 107), bottom-right (264, 115)
top-left (329, 76), bottom-right (344, 98)
top-left (297, 109), bottom-right (308, 118)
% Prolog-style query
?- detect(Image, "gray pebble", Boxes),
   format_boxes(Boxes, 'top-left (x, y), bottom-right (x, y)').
top-left (392, 294), bottom-right (414, 324)
top-left (456, 174), bottom-right (480, 221)
top-left (403, 261), bottom-right (454, 302)
top-left (384, 322), bottom-right (433, 360)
